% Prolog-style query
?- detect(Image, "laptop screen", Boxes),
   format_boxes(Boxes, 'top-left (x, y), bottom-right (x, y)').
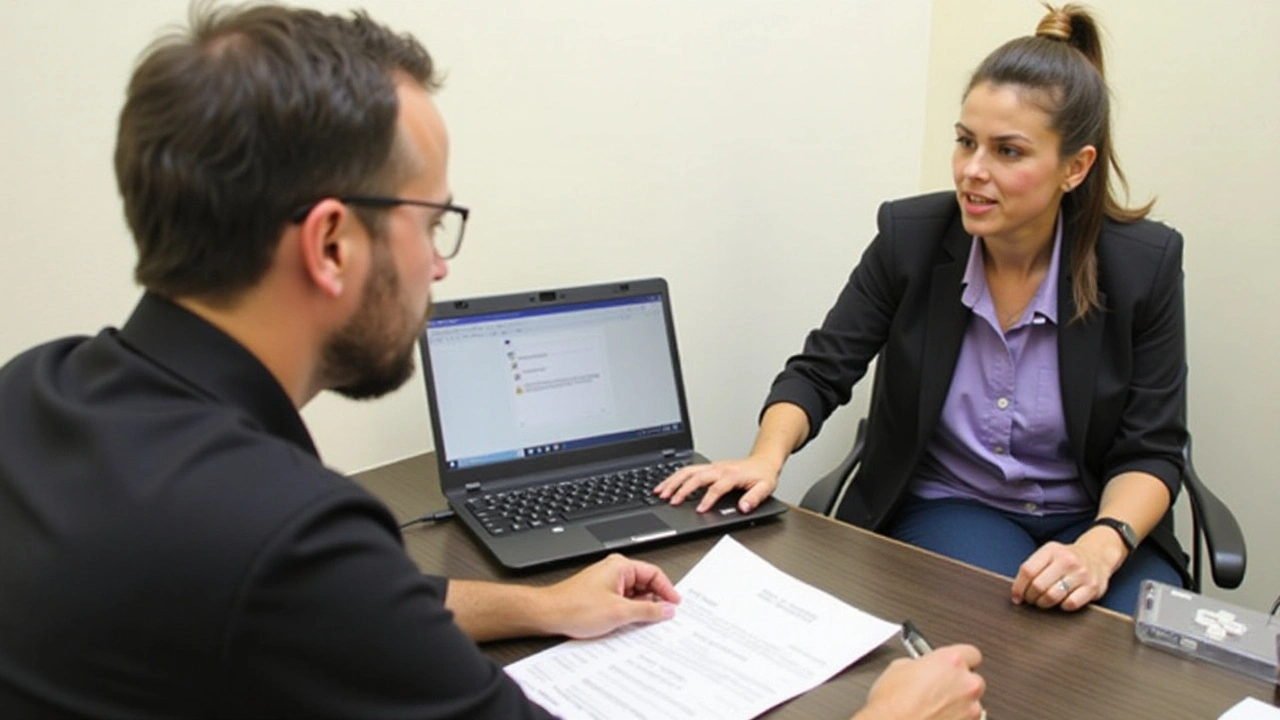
top-left (424, 293), bottom-right (684, 471)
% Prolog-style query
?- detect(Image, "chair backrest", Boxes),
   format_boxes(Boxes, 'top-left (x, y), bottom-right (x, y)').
top-left (798, 420), bottom-right (865, 516)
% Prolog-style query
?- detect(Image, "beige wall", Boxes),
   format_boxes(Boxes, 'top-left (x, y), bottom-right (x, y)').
top-left (0, 2), bottom-right (929, 510)
top-left (922, 0), bottom-right (1280, 610)
top-left (4, 0), bottom-right (1273, 613)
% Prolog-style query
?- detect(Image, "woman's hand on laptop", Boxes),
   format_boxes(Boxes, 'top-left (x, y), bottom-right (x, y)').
top-left (655, 402), bottom-right (803, 514)
top-left (654, 454), bottom-right (781, 514)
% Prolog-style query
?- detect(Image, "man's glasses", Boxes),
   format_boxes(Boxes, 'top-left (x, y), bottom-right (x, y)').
top-left (291, 195), bottom-right (470, 259)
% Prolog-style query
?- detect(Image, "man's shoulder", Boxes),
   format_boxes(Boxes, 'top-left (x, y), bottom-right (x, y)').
top-left (0, 329), bottom-right (405, 715)
top-left (0, 333), bottom-right (91, 383)
top-left (120, 389), bottom-right (385, 550)
top-left (0, 324), bottom-right (388, 561)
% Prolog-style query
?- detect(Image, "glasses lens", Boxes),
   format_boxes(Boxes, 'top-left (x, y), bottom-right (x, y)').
top-left (432, 210), bottom-right (462, 259)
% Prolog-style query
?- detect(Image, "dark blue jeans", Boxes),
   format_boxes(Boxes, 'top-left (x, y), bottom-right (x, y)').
top-left (883, 497), bottom-right (1183, 614)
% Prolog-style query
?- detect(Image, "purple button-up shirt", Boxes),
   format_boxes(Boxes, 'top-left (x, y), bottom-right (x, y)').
top-left (910, 215), bottom-right (1090, 515)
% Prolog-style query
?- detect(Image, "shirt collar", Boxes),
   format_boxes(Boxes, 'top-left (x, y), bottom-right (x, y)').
top-left (959, 211), bottom-right (1063, 325)
top-left (116, 292), bottom-right (319, 458)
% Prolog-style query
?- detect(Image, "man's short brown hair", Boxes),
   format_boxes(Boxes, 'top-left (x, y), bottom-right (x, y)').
top-left (115, 3), bottom-right (439, 301)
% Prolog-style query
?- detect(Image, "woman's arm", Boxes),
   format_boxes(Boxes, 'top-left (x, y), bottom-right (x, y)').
top-left (1014, 224), bottom-right (1188, 612)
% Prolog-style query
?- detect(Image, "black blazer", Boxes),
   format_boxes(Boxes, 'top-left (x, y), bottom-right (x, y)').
top-left (766, 191), bottom-right (1189, 576)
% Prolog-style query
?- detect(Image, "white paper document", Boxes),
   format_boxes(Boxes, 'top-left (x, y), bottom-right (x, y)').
top-left (506, 535), bottom-right (898, 720)
top-left (1220, 697), bottom-right (1280, 719)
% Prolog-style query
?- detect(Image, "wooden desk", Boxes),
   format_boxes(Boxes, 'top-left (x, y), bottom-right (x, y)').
top-left (355, 453), bottom-right (1277, 719)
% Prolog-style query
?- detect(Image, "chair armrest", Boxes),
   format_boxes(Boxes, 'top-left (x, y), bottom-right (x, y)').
top-left (1183, 451), bottom-right (1246, 590)
top-left (799, 419), bottom-right (867, 516)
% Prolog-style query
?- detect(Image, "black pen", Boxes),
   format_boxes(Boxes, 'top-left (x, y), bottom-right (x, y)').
top-left (901, 620), bottom-right (934, 659)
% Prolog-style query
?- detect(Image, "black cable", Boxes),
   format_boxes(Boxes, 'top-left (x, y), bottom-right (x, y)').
top-left (398, 508), bottom-right (456, 530)
top-left (1270, 593), bottom-right (1280, 618)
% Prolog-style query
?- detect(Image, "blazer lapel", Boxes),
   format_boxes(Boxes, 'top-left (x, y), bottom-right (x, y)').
top-left (917, 217), bottom-right (972, 443)
top-left (1057, 247), bottom-right (1105, 474)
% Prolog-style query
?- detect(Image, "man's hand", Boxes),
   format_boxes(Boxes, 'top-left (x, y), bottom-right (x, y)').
top-left (852, 644), bottom-right (986, 720)
top-left (446, 554), bottom-right (679, 642)
top-left (540, 554), bottom-right (680, 639)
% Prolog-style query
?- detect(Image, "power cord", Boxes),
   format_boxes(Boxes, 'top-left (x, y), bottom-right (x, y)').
top-left (398, 508), bottom-right (457, 530)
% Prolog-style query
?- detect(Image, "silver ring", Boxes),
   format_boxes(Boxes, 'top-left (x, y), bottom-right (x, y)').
top-left (1057, 578), bottom-right (1072, 593)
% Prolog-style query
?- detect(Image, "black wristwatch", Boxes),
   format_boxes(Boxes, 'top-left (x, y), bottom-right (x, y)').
top-left (1091, 517), bottom-right (1138, 553)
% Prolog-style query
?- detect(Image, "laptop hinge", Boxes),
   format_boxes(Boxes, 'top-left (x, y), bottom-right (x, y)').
top-left (464, 481), bottom-right (483, 493)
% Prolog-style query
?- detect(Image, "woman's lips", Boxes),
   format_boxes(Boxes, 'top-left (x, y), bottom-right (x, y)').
top-left (960, 192), bottom-right (996, 216)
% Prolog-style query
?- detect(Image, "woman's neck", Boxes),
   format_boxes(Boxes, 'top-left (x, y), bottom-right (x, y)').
top-left (982, 232), bottom-right (1054, 280)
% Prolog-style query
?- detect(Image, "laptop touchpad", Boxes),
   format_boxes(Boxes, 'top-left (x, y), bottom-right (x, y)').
top-left (587, 513), bottom-right (676, 547)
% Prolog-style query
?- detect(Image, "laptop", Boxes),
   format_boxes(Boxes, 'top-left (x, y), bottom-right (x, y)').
top-left (418, 278), bottom-right (787, 570)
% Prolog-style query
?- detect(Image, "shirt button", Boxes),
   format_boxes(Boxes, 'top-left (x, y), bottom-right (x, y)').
top-left (993, 445), bottom-right (1005, 455)
top-left (1024, 502), bottom-right (1038, 512)
top-left (996, 397), bottom-right (1010, 410)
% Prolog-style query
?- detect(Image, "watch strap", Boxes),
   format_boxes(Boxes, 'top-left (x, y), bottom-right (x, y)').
top-left (1090, 517), bottom-right (1137, 553)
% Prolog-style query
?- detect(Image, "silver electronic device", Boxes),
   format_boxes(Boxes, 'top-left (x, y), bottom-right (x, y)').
top-left (1134, 579), bottom-right (1279, 685)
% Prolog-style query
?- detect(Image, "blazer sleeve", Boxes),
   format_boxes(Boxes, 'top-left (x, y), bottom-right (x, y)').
top-left (1100, 225), bottom-right (1187, 501)
top-left (762, 201), bottom-right (906, 446)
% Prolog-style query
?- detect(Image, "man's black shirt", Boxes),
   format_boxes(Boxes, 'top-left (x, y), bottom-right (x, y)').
top-left (0, 293), bottom-right (549, 718)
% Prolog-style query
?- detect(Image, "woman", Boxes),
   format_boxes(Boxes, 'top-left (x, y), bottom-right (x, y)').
top-left (656, 3), bottom-right (1187, 614)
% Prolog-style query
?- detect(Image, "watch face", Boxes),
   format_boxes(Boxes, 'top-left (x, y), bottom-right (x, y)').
top-left (1098, 518), bottom-right (1137, 550)
top-left (1119, 523), bottom-right (1137, 548)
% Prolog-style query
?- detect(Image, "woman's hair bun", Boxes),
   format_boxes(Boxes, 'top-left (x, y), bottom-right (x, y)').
top-left (1035, 4), bottom-right (1073, 41)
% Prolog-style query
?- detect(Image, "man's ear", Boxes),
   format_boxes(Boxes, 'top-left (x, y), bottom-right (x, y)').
top-left (1062, 145), bottom-right (1098, 193)
top-left (295, 199), bottom-right (359, 298)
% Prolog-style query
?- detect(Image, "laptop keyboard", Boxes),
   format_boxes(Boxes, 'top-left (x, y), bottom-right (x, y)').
top-left (464, 460), bottom-right (691, 536)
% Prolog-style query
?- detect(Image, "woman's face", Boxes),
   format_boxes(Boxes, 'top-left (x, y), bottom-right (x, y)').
top-left (951, 81), bottom-right (1093, 248)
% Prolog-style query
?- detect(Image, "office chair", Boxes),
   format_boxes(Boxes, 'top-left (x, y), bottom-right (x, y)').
top-left (800, 413), bottom-right (1246, 593)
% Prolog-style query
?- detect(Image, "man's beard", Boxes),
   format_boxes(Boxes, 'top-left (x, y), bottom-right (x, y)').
top-left (321, 244), bottom-right (428, 401)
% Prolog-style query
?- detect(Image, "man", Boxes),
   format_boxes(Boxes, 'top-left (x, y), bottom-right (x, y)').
top-left (0, 5), bottom-right (984, 718)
